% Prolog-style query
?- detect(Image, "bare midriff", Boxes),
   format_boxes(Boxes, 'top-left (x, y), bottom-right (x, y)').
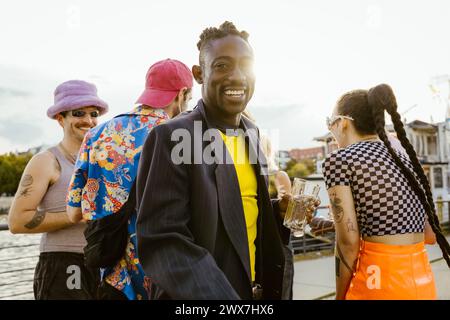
top-left (364, 232), bottom-right (424, 245)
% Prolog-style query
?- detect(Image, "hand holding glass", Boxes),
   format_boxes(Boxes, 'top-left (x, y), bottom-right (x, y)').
top-left (283, 178), bottom-right (320, 237)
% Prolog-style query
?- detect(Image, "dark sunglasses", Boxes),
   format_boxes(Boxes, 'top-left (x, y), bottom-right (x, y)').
top-left (71, 110), bottom-right (100, 118)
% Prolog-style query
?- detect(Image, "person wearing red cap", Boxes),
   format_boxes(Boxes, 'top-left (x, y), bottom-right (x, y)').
top-left (8, 80), bottom-right (108, 299)
top-left (67, 59), bottom-right (193, 300)
top-left (136, 22), bottom-right (319, 300)
top-left (136, 59), bottom-right (193, 112)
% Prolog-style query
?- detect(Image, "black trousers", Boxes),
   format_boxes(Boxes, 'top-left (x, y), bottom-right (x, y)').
top-left (33, 252), bottom-right (99, 300)
top-left (97, 280), bottom-right (128, 300)
top-left (282, 244), bottom-right (294, 300)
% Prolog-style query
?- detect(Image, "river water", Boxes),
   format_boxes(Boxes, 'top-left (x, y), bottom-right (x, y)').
top-left (0, 214), bottom-right (40, 300)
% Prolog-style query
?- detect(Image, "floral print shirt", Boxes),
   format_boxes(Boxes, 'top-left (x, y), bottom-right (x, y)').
top-left (67, 106), bottom-right (169, 300)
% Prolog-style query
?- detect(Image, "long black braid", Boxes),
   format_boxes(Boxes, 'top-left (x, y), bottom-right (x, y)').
top-left (367, 84), bottom-right (450, 267)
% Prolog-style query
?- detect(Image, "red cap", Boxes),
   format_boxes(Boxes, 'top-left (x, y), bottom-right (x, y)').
top-left (136, 59), bottom-right (193, 108)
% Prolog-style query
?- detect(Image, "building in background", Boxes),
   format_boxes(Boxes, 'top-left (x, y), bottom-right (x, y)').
top-left (313, 133), bottom-right (338, 156)
top-left (289, 146), bottom-right (325, 161)
top-left (275, 150), bottom-right (291, 170)
top-left (387, 120), bottom-right (450, 223)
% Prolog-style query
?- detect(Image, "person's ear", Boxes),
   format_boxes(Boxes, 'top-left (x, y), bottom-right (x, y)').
top-left (341, 118), bottom-right (349, 131)
top-left (179, 87), bottom-right (187, 98)
top-left (192, 65), bottom-right (203, 84)
top-left (177, 87), bottom-right (187, 103)
top-left (55, 114), bottom-right (65, 128)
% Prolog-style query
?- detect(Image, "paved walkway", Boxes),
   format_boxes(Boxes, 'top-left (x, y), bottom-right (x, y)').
top-left (293, 236), bottom-right (450, 300)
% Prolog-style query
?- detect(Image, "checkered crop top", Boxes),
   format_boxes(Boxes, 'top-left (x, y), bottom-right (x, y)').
top-left (322, 141), bottom-right (425, 236)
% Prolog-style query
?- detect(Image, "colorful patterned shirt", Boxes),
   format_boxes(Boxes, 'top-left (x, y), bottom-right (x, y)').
top-left (67, 105), bottom-right (169, 300)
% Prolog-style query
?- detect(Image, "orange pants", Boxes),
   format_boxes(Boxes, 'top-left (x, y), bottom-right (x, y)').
top-left (345, 240), bottom-right (437, 300)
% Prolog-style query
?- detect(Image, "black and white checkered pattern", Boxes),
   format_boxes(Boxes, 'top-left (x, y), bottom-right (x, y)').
top-left (322, 141), bottom-right (425, 236)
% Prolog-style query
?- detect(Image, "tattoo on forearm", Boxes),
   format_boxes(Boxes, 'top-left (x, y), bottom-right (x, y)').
top-left (336, 244), bottom-right (356, 274)
top-left (24, 209), bottom-right (46, 229)
top-left (335, 256), bottom-right (341, 277)
top-left (346, 218), bottom-right (357, 232)
top-left (352, 259), bottom-right (357, 273)
top-left (330, 192), bottom-right (344, 223)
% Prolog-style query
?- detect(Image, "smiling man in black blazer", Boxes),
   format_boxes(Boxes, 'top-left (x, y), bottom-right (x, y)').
top-left (136, 21), bottom-right (318, 300)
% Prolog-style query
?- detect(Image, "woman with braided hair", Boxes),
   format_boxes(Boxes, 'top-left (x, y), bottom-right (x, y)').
top-left (323, 83), bottom-right (450, 300)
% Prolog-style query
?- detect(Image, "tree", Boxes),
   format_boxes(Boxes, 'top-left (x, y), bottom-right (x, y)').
top-left (0, 152), bottom-right (33, 196)
top-left (301, 158), bottom-right (316, 174)
top-left (285, 158), bottom-right (317, 179)
top-left (287, 162), bottom-right (310, 178)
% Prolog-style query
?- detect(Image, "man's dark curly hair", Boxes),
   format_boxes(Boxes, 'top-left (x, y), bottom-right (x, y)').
top-left (197, 21), bottom-right (250, 67)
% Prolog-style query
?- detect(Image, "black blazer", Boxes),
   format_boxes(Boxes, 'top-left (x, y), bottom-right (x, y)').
top-left (136, 100), bottom-right (292, 300)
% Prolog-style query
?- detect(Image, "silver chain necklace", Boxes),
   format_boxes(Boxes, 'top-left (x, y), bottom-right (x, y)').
top-left (58, 142), bottom-right (77, 165)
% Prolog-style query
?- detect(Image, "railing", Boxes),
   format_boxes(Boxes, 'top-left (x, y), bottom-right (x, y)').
top-left (435, 200), bottom-right (450, 226)
top-left (291, 232), bottom-right (335, 255)
top-left (289, 205), bottom-right (335, 255)
top-left (0, 224), bottom-right (39, 300)
top-left (290, 200), bottom-right (450, 255)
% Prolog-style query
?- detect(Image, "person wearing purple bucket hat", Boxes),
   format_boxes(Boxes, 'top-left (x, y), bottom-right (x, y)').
top-left (47, 80), bottom-right (109, 119)
top-left (66, 59), bottom-right (193, 300)
top-left (8, 79), bottom-right (108, 299)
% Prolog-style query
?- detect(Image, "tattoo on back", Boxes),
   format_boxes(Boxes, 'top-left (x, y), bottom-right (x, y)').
top-left (24, 209), bottom-right (46, 229)
top-left (330, 192), bottom-right (344, 223)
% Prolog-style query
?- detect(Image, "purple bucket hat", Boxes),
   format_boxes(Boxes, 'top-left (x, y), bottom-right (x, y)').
top-left (47, 80), bottom-right (109, 119)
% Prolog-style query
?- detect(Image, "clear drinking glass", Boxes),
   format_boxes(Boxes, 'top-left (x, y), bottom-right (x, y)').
top-left (283, 178), bottom-right (320, 237)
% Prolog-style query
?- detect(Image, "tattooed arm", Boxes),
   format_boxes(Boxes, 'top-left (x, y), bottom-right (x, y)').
top-left (328, 185), bottom-right (360, 300)
top-left (8, 151), bottom-right (74, 234)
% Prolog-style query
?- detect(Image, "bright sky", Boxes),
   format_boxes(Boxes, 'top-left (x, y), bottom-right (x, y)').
top-left (1, 0), bottom-right (450, 154)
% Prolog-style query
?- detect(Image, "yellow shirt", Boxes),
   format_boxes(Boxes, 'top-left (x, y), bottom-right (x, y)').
top-left (219, 130), bottom-right (259, 281)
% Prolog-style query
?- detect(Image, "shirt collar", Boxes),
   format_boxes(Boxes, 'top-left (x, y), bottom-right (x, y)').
top-left (129, 105), bottom-right (169, 120)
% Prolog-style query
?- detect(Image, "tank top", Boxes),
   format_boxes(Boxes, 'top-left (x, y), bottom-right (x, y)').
top-left (38, 146), bottom-right (86, 253)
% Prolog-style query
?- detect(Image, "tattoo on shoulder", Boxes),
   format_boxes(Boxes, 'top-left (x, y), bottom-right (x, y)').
top-left (17, 174), bottom-right (34, 198)
top-left (20, 174), bottom-right (33, 187)
top-left (24, 209), bottom-right (46, 229)
top-left (330, 192), bottom-right (344, 223)
top-left (19, 187), bottom-right (32, 198)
